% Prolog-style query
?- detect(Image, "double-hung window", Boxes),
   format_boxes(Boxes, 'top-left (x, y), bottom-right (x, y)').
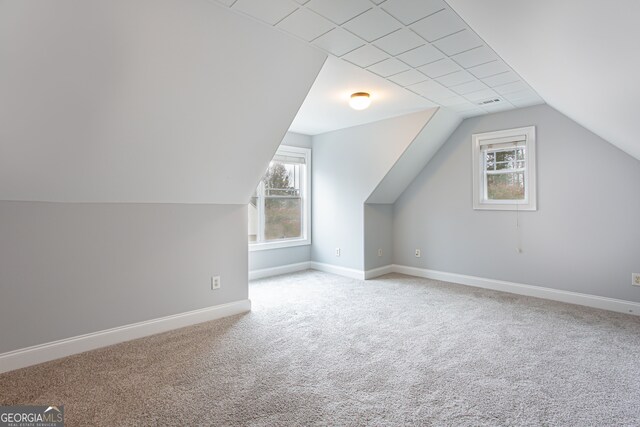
top-left (249, 146), bottom-right (311, 250)
top-left (472, 126), bottom-right (537, 210)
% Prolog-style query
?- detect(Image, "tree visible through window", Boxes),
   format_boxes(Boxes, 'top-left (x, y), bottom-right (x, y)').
top-left (472, 126), bottom-right (537, 211)
top-left (484, 147), bottom-right (526, 200)
top-left (249, 146), bottom-right (310, 247)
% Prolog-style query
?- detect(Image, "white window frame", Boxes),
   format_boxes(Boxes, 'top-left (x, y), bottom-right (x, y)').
top-left (472, 126), bottom-right (537, 211)
top-left (249, 145), bottom-right (311, 251)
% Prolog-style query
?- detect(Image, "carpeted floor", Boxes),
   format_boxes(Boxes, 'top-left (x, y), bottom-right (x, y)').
top-left (1, 270), bottom-right (640, 426)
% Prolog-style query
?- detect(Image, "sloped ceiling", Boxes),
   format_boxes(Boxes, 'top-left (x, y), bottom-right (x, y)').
top-left (446, 0), bottom-right (640, 161)
top-left (0, 0), bottom-right (326, 203)
top-left (366, 107), bottom-right (462, 203)
top-left (216, 0), bottom-right (544, 131)
top-left (289, 56), bottom-right (434, 135)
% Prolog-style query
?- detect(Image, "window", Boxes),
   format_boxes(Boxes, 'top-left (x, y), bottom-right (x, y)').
top-left (472, 126), bottom-right (536, 210)
top-left (249, 146), bottom-right (311, 250)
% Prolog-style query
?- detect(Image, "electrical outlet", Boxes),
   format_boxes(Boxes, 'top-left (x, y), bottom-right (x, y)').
top-left (415, 249), bottom-right (421, 258)
top-left (377, 248), bottom-right (383, 257)
top-left (211, 276), bottom-right (220, 290)
top-left (335, 248), bottom-right (341, 257)
top-left (633, 273), bottom-right (640, 287)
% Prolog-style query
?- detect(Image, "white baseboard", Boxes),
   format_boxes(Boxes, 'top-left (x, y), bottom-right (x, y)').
top-left (309, 261), bottom-right (365, 280)
top-left (365, 265), bottom-right (393, 279)
top-left (252, 261), bottom-right (640, 316)
top-left (249, 261), bottom-right (311, 280)
top-left (392, 264), bottom-right (640, 316)
top-left (0, 299), bottom-right (251, 374)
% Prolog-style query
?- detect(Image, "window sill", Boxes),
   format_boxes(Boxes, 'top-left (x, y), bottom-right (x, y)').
top-left (473, 203), bottom-right (537, 211)
top-left (249, 238), bottom-right (311, 252)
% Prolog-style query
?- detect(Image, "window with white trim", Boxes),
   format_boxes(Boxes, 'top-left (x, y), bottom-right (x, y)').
top-left (472, 126), bottom-right (537, 211)
top-left (248, 146), bottom-right (311, 250)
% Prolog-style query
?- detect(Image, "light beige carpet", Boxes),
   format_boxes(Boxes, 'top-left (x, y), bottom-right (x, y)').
top-left (1, 271), bottom-right (640, 426)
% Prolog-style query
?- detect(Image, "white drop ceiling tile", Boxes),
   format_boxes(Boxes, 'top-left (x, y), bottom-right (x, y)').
top-left (406, 80), bottom-right (455, 101)
top-left (432, 30), bottom-right (482, 56)
top-left (502, 89), bottom-right (539, 102)
top-left (483, 103), bottom-right (513, 113)
top-left (438, 96), bottom-right (469, 107)
top-left (452, 79), bottom-right (488, 95)
top-left (233, 0), bottom-right (299, 25)
top-left (494, 80), bottom-right (530, 95)
top-left (342, 8), bottom-right (402, 42)
top-left (396, 44), bottom-right (444, 67)
top-left (411, 9), bottom-right (466, 42)
top-left (464, 88), bottom-right (499, 102)
top-left (387, 69), bottom-right (428, 86)
top-left (482, 71), bottom-right (520, 88)
top-left (306, 0), bottom-right (372, 24)
top-left (342, 44), bottom-right (389, 67)
top-left (405, 81), bottom-right (432, 97)
top-left (448, 102), bottom-right (481, 112)
top-left (418, 58), bottom-right (461, 78)
top-left (435, 70), bottom-right (474, 87)
top-left (381, 0), bottom-right (445, 25)
top-left (373, 29), bottom-right (425, 56)
top-left (511, 97), bottom-right (545, 108)
top-left (312, 27), bottom-right (365, 56)
top-left (277, 8), bottom-right (335, 41)
top-left (468, 61), bottom-right (511, 79)
top-left (451, 46), bottom-right (497, 69)
top-left (367, 57), bottom-right (410, 77)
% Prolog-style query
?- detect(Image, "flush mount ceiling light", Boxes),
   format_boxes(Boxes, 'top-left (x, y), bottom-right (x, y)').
top-left (349, 92), bottom-right (371, 110)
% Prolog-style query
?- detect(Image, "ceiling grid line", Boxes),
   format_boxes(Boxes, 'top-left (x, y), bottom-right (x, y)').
top-left (218, 0), bottom-right (544, 116)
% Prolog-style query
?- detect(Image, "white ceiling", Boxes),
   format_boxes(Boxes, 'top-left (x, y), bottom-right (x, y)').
top-left (214, 0), bottom-right (545, 134)
top-left (446, 0), bottom-right (640, 161)
top-left (289, 56), bottom-right (434, 134)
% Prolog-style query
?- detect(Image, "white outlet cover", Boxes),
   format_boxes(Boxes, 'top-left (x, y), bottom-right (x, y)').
top-left (415, 249), bottom-right (421, 258)
top-left (211, 276), bottom-right (221, 290)
top-left (633, 273), bottom-right (640, 287)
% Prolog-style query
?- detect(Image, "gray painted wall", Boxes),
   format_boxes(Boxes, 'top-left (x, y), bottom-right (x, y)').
top-left (311, 111), bottom-right (434, 270)
top-left (249, 132), bottom-right (312, 272)
top-left (249, 245), bottom-right (311, 271)
top-left (280, 132), bottom-right (313, 149)
top-left (364, 204), bottom-right (393, 270)
top-left (393, 104), bottom-right (640, 302)
top-left (366, 107), bottom-right (460, 204)
top-left (0, 202), bottom-right (247, 354)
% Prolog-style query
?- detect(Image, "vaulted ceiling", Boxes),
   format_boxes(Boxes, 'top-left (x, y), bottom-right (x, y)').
top-left (218, 0), bottom-right (640, 163)
top-left (215, 0), bottom-right (544, 130)
top-left (0, 0), bottom-right (326, 203)
top-left (446, 0), bottom-right (640, 161)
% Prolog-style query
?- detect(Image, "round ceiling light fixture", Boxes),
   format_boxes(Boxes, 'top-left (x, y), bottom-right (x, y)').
top-left (349, 92), bottom-right (371, 110)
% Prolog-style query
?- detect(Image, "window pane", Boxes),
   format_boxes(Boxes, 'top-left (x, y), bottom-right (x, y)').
top-left (487, 172), bottom-right (525, 200)
top-left (263, 161), bottom-right (300, 196)
top-left (495, 161), bottom-right (515, 171)
top-left (485, 152), bottom-right (495, 170)
top-left (495, 150), bottom-right (516, 162)
top-left (264, 197), bottom-right (301, 240)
